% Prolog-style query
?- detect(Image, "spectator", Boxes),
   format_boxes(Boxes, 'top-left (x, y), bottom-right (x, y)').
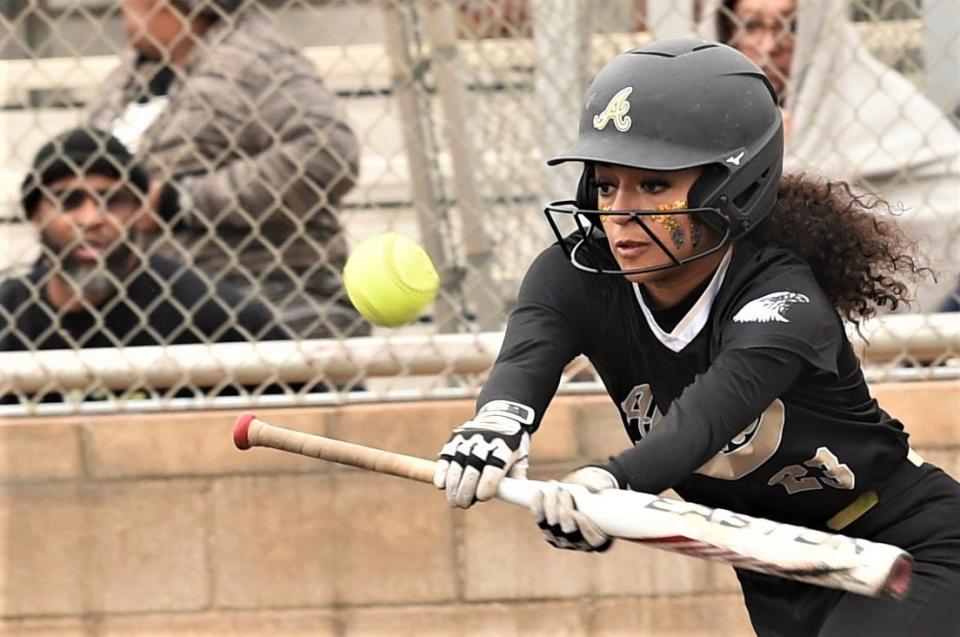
top-left (700, 0), bottom-right (960, 310)
top-left (85, 0), bottom-right (367, 338)
top-left (1, 127), bottom-right (280, 352)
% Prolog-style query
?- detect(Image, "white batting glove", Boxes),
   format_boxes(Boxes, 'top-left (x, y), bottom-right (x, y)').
top-left (531, 466), bottom-right (620, 552)
top-left (434, 400), bottom-right (534, 509)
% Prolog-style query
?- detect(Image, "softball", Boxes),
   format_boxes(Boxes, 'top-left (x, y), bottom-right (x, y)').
top-left (343, 232), bottom-right (440, 327)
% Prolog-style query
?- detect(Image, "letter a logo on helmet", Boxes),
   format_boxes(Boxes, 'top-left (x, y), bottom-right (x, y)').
top-left (593, 87), bottom-right (633, 132)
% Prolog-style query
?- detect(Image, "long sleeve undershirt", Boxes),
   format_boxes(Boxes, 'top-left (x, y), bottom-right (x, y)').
top-left (604, 346), bottom-right (808, 495)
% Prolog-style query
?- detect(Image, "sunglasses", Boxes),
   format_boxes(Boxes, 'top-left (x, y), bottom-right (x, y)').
top-left (734, 14), bottom-right (797, 40)
top-left (44, 186), bottom-right (142, 214)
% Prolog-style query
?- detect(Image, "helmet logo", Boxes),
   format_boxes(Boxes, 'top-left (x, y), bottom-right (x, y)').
top-left (593, 87), bottom-right (633, 132)
top-left (725, 151), bottom-right (746, 166)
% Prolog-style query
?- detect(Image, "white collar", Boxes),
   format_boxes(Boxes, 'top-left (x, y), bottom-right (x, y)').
top-left (632, 247), bottom-right (733, 353)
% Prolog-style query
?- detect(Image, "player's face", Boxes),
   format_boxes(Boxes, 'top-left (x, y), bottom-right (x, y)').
top-left (595, 164), bottom-right (719, 285)
top-left (729, 0), bottom-right (795, 97)
top-left (32, 174), bottom-right (140, 297)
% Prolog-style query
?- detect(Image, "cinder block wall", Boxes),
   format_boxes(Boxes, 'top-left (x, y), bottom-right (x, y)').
top-left (0, 381), bottom-right (957, 636)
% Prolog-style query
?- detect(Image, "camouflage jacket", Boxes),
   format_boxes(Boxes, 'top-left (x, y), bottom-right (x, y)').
top-left (86, 12), bottom-right (364, 338)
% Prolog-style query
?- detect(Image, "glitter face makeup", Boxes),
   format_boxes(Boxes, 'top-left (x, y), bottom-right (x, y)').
top-left (586, 164), bottom-right (709, 282)
top-left (651, 200), bottom-right (688, 247)
top-left (690, 217), bottom-right (703, 249)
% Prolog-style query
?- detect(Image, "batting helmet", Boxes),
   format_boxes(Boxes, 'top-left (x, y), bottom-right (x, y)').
top-left (544, 38), bottom-right (783, 275)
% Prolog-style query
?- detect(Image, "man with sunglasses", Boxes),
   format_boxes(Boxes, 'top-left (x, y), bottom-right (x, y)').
top-left (1, 127), bottom-right (279, 355)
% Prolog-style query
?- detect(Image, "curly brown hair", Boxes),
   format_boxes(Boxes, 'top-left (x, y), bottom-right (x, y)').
top-left (741, 173), bottom-right (931, 324)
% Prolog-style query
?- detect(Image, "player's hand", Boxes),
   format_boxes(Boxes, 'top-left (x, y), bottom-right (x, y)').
top-left (434, 400), bottom-right (534, 509)
top-left (531, 466), bottom-right (619, 552)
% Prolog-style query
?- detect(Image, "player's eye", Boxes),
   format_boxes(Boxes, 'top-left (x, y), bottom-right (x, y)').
top-left (595, 181), bottom-right (616, 199)
top-left (641, 179), bottom-right (669, 195)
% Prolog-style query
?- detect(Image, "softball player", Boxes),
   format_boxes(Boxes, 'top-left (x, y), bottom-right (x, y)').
top-left (434, 39), bottom-right (960, 636)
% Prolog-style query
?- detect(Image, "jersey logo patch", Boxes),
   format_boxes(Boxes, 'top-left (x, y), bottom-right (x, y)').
top-left (593, 87), bottom-right (633, 132)
top-left (732, 292), bottom-right (810, 323)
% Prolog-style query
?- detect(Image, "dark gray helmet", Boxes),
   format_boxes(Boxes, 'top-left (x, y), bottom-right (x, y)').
top-left (544, 38), bottom-right (783, 274)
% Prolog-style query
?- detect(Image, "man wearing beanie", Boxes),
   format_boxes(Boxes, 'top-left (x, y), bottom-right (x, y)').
top-left (85, 0), bottom-right (367, 340)
top-left (0, 127), bottom-right (281, 358)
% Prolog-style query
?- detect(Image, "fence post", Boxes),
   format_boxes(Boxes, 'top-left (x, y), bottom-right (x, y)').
top-left (532, 0), bottom-right (593, 212)
top-left (380, 0), bottom-right (463, 331)
top-left (423, 0), bottom-right (500, 331)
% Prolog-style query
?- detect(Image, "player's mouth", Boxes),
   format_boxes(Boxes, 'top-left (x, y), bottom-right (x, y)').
top-left (614, 239), bottom-right (651, 259)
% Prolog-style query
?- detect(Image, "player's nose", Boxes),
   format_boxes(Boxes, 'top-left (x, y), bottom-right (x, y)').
top-left (606, 195), bottom-right (643, 225)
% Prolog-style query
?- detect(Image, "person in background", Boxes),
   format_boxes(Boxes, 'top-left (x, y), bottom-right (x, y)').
top-left (1, 127), bottom-right (279, 353)
top-left (85, 0), bottom-right (367, 338)
top-left (702, 0), bottom-right (960, 311)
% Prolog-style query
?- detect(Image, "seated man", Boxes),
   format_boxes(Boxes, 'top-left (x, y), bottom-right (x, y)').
top-left (86, 0), bottom-right (367, 339)
top-left (2, 127), bottom-right (281, 352)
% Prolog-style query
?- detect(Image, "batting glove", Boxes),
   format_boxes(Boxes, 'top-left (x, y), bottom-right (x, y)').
top-left (434, 400), bottom-right (534, 509)
top-left (531, 466), bottom-right (620, 552)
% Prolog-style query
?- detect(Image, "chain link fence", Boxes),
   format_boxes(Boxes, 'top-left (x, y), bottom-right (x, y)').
top-left (1, 0), bottom-right (958, 414)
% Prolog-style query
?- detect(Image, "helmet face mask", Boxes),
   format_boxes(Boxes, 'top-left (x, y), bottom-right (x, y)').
top-left (544, 38), bottom-right (784, 276)
top-left (543, 195), bottom-right (732, 276)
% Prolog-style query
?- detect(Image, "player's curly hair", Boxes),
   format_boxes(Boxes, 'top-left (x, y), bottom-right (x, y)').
top-left (741, 173), bottom-right (931, 324)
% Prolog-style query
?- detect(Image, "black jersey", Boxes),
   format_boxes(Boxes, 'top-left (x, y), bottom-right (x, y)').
top-left (480, 234), bottom-right (909, 529)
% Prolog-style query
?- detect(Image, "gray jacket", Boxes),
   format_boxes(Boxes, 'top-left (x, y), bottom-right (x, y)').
top-left (86, 13), bottom-right (364, 338)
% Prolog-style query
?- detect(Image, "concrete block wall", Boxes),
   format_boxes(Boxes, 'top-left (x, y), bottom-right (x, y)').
top-left (0, 381), bottom-right (957, 636)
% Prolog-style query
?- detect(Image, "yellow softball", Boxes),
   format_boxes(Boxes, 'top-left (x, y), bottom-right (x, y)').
top-left (343, 232), bottom-right (440, 327)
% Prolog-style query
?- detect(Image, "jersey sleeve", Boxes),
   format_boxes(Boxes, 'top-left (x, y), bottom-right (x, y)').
top-left (719, 262), bottom-right (843, 375)
top-left (604, 347), bottom-right (807, 494)
top-left (477, 244), bottom-right (589, 432)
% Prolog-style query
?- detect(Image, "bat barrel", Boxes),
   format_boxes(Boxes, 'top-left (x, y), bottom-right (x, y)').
top-left (883, 554), bottom-right (914, 600)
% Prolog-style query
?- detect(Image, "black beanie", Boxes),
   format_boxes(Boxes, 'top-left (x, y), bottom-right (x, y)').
top-left (20, 127), bottom-right (151, 218)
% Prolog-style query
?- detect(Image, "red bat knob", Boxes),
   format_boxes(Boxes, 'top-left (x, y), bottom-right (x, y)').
top-left (233, 412), bottom-right (257, 450)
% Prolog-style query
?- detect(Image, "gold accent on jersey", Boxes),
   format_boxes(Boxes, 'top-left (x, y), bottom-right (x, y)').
top-left (696, 399), bottom-right (786, 480)
top-left (826, 491), bottom-right (878, 530)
